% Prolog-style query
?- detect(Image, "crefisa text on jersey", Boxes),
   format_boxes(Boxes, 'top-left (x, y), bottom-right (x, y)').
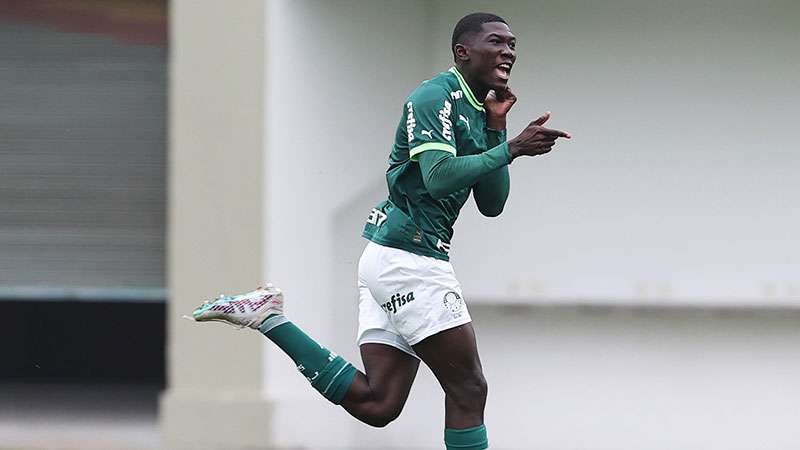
top-left (405, 101), bottom-right (416, 143)
top-left (438, 100), bottom-right (453, 141)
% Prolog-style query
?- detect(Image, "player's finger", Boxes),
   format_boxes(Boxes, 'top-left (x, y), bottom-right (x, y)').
top-left (540, 127), bottom-right (571, 139)
top-left (532, 111), bottom-right (550, 126)
top-left (539, 140), bottom-right (556, 148)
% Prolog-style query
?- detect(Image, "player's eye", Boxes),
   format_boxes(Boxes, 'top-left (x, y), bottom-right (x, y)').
top-left (509, 41), bottom-right (516, 50)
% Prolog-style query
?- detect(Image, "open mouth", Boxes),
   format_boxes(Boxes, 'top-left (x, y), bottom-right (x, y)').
top-left (495, 63), bottom-right (512, 80)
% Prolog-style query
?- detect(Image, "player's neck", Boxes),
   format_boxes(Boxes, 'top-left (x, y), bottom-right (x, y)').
top-left (455, 65), bottom-right (489, 103)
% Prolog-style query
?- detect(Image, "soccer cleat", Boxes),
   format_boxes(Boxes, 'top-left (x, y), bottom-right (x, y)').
top-left (189, 284), bottom-right (284, 329)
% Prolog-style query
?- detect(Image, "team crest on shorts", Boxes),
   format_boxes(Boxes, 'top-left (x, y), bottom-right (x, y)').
top-left (443, 291), bottom-right (464, 318)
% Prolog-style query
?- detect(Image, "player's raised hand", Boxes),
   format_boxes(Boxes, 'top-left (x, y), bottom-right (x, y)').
top-left (485, 87), bottom-right (517, 117)
top-left (507, 111), bottom-right (571, 159)
top-left (485, 87), bottom-right (517, 130)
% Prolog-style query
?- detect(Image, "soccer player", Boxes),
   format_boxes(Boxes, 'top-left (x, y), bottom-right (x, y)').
top-left (190, 12), bottom-right (570, 450)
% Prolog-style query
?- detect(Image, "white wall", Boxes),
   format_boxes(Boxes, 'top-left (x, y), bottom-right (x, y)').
top-left (262, 1), bottom-right (800, 449)
top-left (428, 0), bottom-right (800, 306)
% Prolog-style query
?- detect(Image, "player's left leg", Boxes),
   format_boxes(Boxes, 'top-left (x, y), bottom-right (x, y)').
top-left (413, 323), bottom-right (489, 450)
top-left (372, 245), bottom-right (488, 450)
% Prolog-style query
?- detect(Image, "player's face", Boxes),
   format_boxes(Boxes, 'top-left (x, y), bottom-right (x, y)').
top-left (469, 22), bottom-right (516, 91)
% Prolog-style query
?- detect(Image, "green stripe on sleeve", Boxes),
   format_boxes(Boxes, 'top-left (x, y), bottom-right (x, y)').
top-left (409, 142), bottom-right (457, 161)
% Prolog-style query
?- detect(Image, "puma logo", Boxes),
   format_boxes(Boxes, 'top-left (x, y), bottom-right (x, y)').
top-left (421, 130), bottom-right (434, 139)
top-left (436, 238), bottom-right (451, 254)
top-left (458, 115), bottom-right (470, 131)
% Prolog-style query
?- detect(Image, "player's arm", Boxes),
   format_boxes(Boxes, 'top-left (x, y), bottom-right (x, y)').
top-left (407, 83), bottom-right (511, 199)
top-left (409, 85), bottom-right (569, 200)
top-left (417, 144), bottom-right (511, 199)
top-left (471, 128), bottom-right (510, 217)
top-left (418, 112), bottom-right (571, 200)
top-left (471, 87), bottom-right (515, 216)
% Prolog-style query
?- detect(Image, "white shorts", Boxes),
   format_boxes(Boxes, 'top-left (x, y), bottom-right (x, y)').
top-left (356, 241), bottom-right (472, 358)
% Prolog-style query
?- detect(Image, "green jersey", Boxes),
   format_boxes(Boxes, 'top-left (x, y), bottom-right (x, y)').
top-left (362, 67), bottom-right (508, 261)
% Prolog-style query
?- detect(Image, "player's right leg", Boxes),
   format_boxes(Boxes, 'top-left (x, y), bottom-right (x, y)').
top-left (340, 342), bottom-right (419, 427)
top-left (188, 240), bottom-right (422, 428)
top-left (343, 246), bottom-right (422, 427)
top-left (189, 285), bottom-right (419, 428)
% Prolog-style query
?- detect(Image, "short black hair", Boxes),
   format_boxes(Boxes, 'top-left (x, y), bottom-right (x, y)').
top-left (451, 12), bottom-right (508, 53)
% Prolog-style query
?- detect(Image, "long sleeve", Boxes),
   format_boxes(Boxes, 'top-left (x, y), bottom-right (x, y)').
top-left (417, 141), bottom-right (512, 200)
top-left (472, 129), bottom-right (510, 217)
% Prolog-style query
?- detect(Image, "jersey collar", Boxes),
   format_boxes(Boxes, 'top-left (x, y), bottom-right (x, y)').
top-left (449, 67), bottom-right (484, 112)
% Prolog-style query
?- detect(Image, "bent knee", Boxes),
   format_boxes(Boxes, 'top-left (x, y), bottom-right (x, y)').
top-left (445, 372), bottom-right (488, 408)
top-left (364, 403), bottom-right (404, 428)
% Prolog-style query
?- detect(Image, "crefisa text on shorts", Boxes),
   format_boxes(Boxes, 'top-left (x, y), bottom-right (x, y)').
top-left (380, 291), bottom-right (415, 314)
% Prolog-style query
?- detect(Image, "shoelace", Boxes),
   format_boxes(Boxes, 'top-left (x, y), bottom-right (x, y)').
top-left (195, 294), bottom-right (232, 309)
top-left (185, 287), bottom-right (279, 329)
top-left (185, 293), bottom-right (266, 329)
top-left (182, 294), bottom-right (233, 322)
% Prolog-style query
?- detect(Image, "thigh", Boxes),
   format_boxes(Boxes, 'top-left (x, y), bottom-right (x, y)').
top-left (357, 269), bottom-right (418, 358)
top-left (341, 342), bottom-right (420, 410)
top-left (357, 244), bottom-right (410, 346)
top-left (413, 323), bottom-right (487, 428)
top-left (360, 343), bottom-right (420, 397)
top-left (412, 322), bottom-right (483, 389)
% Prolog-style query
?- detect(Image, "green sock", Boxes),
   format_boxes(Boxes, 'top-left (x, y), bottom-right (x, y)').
top-left (444, 424), bottom-right (488, 450)
top-left (258, 315), bottom-right (357, 405)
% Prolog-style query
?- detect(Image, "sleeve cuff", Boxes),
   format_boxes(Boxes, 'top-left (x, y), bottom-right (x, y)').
top-left (486, 141), bottom-right (512, 165)
top-left (486, 128), bottom-right (507, 138)
top-left (409, 142), bottom-right (457, 161)
top-left (486, 128), bottom-right (507, 147)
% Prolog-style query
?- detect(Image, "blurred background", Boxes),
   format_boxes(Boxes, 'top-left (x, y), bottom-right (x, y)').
top-left (1, 1), bottom-right (798, 449)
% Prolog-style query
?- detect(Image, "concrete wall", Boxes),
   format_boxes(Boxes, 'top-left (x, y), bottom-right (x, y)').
top-left (162, 1), bottom-right (271, 449)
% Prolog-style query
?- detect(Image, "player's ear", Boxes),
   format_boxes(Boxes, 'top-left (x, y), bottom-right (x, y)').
top-left (453, 43), bottom-right (469, 62)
